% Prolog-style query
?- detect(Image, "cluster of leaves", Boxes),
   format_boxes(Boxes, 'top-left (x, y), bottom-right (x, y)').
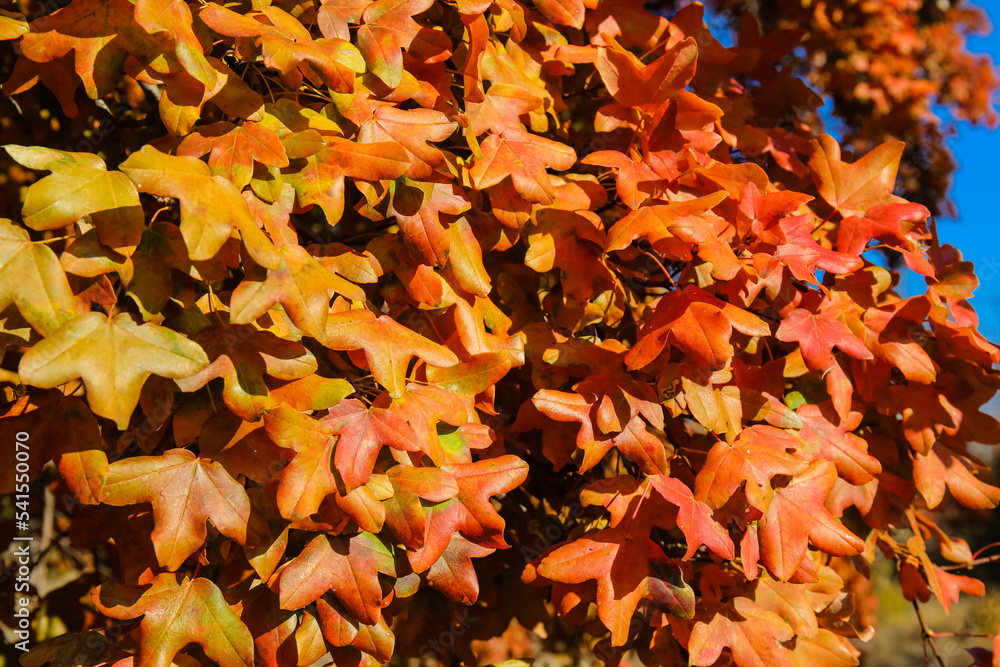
top-left (702, 0), bottom-right (999, 216)
top-left (0, 0), bottom-right (998, 666)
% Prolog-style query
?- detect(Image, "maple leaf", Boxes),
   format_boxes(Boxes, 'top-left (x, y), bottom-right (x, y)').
top-left (647, 475), bottom-right (735, 560)
top-left (356, 0), bottom-right (434, 87)
top-left (794, 405), bottom-right (882, 486)
top-left (465, 82), bottom-right (542, 136)
top-left (388, 179), bottom-right (470, 266)
top-left (93, 573), bottom-right (254, 667)
top-left (758, 460), bottom-right (865, 580)
top-left (359, 107), bottom-right (456, 180)
top-left (626, 285), bottom-right (770, 370)
top-left (7, 0), bottom-right (1000, 660)
top-left (776, 306), bottom-right (873, 373)
top-left (537, 526), bottom-right (693, 646)
top-left (912, 441), bottom-right (1000, 510)
top-left (582, 150), bottom-right (661, 209)
top-left (119, 146), bottom-right (279, 267)
top-left (689, 596), bottom-right (795, 667)
top-left (263, 404), bottom-right (339, 520)
top-left (235, 583), bottom-right (297, 667)
top-left (425, 534), bottom-right (494, 604)
top-left (173, 320), bottom-right (319, 421)
top-left (135, 0), bottom-right (216, 89)
top-left (773, 214), bottom-right (864, 282)
top-left (325, 308), bottom-right (459, 398)
top-left (425, 352), bottom-right (513, 399)
top-left (596, 37), bottom-right (698, 112)
top-left (810, 134), bottom-right (904, 217)
top-left (286, 138), bottom-right (411, 224)
top-left (121, 221), bottom-right (187, 316)
top-left (5, 146), bottom-right (145, 254)
top-left (0, 219), bottom-right (80, 336)
top-left (318, 0), bottom-right (370, 40)
top-left (18, 312), bottom-right (208, 429)
top-left (176, 121), bottom-right (289, 190)
top-left (859, 301), bottom-right (938, 383)
top-left (15, 0), bottom-right (173, 101)
top-left (230, 243), bottom-right (366, 342)
top-left (323, 398), bottom-right (421, 491)
top-left (534, 0), bottom-right (585, 28)
top-left (469, 127), bottom-right (577, 204)
top-left (524, 209), bottom-right (610, 302)
top-left (695, 425), bottom-right (810, 511)
top-left (200, 5), bottom-right (365, 92)
top-left (275, 531), bottom-right (396, 624)
top-left (0, 10), bottom-right (27, 40)
top-left (442, 455), bottom-right (529, 547)
top-left (383, 463), bottom-right (459, 549)
top-left (530, 386), bottom-right (670, 474)
top-left (99, 449), bottom-right (251, 571)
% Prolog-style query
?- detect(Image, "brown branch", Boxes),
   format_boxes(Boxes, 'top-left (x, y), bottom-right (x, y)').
top-left (912, 601), bottom-right (947, 667)
top-left (939, 552), bottom-right (1000, 571)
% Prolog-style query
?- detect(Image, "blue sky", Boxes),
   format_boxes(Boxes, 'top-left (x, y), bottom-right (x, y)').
top-left (919, 2), bottom-right (1000, 343)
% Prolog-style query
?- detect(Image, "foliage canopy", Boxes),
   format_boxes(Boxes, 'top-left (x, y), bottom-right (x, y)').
top-left (1, 0), bottom-right (1000, 666)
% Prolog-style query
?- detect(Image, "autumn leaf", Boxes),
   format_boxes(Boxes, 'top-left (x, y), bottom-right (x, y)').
top-left (442, 455), bottom-right (529, 547)
top-left (383, 463), bottom-right (459, 548)
top-left (465, 82), bottom-right (542, 136)
top-left (176, 121), bottom-right (289, 190)
top-left (231, 243), bottom-right (365, 341)
top-left (323, 397), bottom-right (421, 491)
top-left (119, 146), bottom-right (279, 267)
top-left (5, 0), bottom-right (1000, 662)
top-left (426, 352), bottom-right (513, 399)
top-left (356, 0), bottom-right (434, 88)
top-left (99, 449), bottom-right (251, 571)
top-left (425, 534), bottom-right (494, 604)
top-left (0, 9), bottom-right (27, 40)
top-left (626, 285), bottom-right (770, 370)
top-left (525, 209), bottom-right (610, 302)
top-left (0, 219), bottom-right (80, 335)
top-left (325, 308), bottom-right (459, 398)
top-left (19, 312), bottom-right (208, 429)
top-left (387, 179), bottom-right (470, 266)
top-left (776, 307), bottom-right (873, 373)
top-left (286, 138), bottom-right (410, 224)
top-left (596, 37), bottom-right (698, 112)
top-left (5, 146), bottom-right (145, 254)
top-left (582, 150), bottom-right (661, 209)
top-left (263, 403), bottom-right (339, 521)
top-left (758, 460), bottom-right (865, 580)
top-left (537, 526), bottom-right (693, 646)
top-left (647, 475), bottom-right (735, 560)
top-left (469, 127), bottom-right (577, 204)
top-left (810, 134), bottom-right (905, 217)
top-left (15, 0), bottom-right (173, 100)
top-left (695, 425), bottom-right (810, 511)
top-left (359, 107), bottom-right (456, 180)
top-left (174, 319), bottom-right (319, 421)
top-left (912, 441), bottom-right (1000, 510)
top-left (200, 5), bottom-right (365, 92)
top-left (689, 596), bottom-right (795, 667)
top-left (93, 573), bottom-right (254, 667)
top-left (135, 0), bottom-right (216, 89)
top-left (275, 531), bottom-right (396, 623)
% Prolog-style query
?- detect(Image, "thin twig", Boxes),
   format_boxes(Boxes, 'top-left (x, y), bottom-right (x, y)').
top-left (939, 552), bottom-right (1000, 571)
top-left (912, 601), bottom-right (947, 667)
